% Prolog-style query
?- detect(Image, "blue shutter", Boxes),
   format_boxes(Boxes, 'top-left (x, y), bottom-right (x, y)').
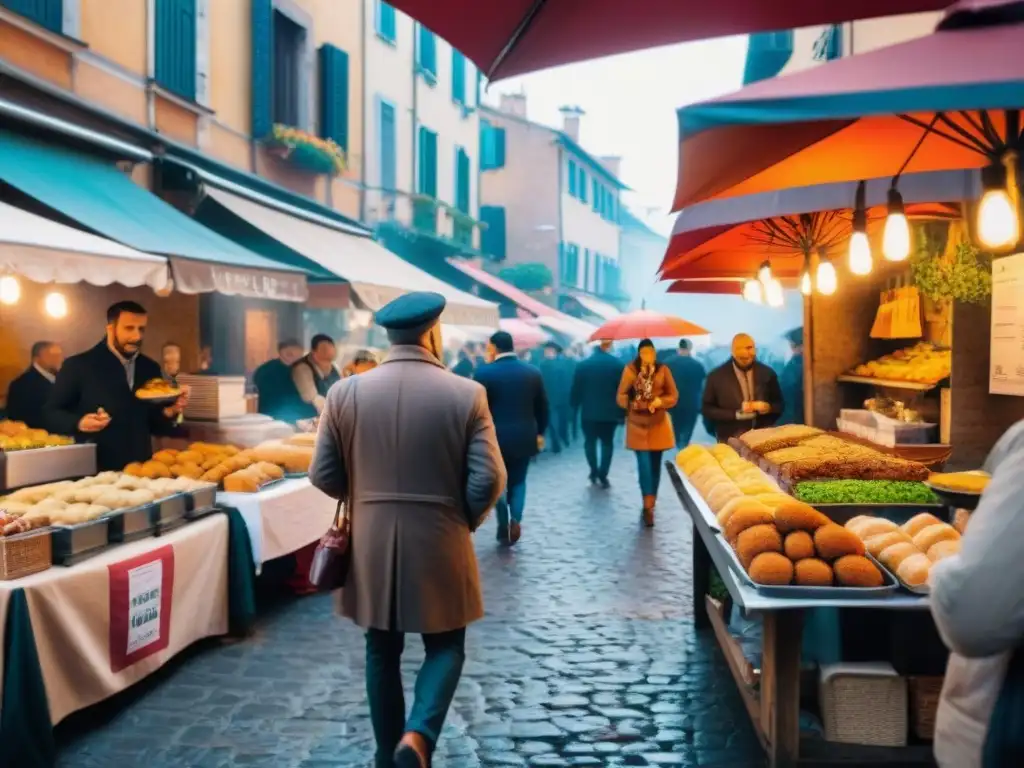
top-left (318, 44), bottom-right (350, 152)
top-left (579, 168), bottom-right (587, 203)
top-left (592, 179), bottom-right (599, 212)
top-left (480, 120), bottom-right (493, 170)
top-left (375, 1), bottom-right (396, 43)
top-left (154, 0), bottom-right (197, 101)
top-left (251, 0), bottom-right (273, 138)
top-left (455, 147), bottom-right (470, 213)
top-left (417, 26), bottom-right (437, 79)
top-left (379, 99), bottom-right (397, 191)
top-left (583, 249), bottom-right (591, 291)
top-left (451, 49), bottom-right (466, 104)
top-left (475, 69), bottom-right (482, 106)
top-left (417, 126), bottom-right (437, 196)
top-left (3, 0), bottom-right (62, 33)
top-left (481, 206), bottom-right (506, 259)
top-left (568, 160), bottom-right (577, 197)
top-left (492, 127), bottom-right (506, 169)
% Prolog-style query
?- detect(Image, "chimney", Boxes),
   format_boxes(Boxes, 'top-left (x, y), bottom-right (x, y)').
top-left (598, 155), bottom-right (622, 179)
top-left (499, 92), bottom-right (527, 118)
top-left (559, 105), bottom-right (585, 143)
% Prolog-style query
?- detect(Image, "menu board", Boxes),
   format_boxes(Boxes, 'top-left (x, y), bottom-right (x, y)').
top-left (990, 252), bottom-right (1024, 396)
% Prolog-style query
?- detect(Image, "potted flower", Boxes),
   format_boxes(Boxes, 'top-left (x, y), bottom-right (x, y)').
top-left (265, 124), bottom-right (346, 175)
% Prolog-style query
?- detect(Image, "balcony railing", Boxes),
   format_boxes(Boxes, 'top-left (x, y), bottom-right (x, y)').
top-left (363, 187), bottom-right (485, 251)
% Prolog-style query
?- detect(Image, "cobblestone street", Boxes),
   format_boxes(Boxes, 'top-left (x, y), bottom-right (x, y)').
top-left (57, 444), bottom-right (763, 767)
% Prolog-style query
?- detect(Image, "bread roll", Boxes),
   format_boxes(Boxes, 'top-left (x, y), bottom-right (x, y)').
top-left (912, 524), bottom-right (960, 553)
top-left (878, 542), bottom-right (922, 571)
top-left (748, 552), bottom-right (793, 585)
top-left (706, 482), bottom-right (743, 513)
top-left (896, 553), bottom-right (931, 587)
top-left (736, 524), bottom-right (783, 569)
top-left (847, 518), bottom-right (899, 540)
top-left (902, 513), bottom-right (944, 538)
top-left (864, 530), bottom-right (912, 558)
top-left (813, 523), bottom-right (866, 561)
top-left (926, 539), bottom-right (961, 563)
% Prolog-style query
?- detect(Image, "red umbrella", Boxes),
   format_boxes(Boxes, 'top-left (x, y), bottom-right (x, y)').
top-left (667, 279), bottom-right (744, 296)
top-left (387, 0), bottom-right (951, 81)
top-left (588, 309), bottom-right (709, 342)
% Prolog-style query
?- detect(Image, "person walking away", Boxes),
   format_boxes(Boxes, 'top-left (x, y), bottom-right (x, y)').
top-left (571, 340), bottom-right (624, 488)
top-left (451, 346), bottom-right (474, 378)
top-left (929, 419), bottom-right (1024, 767)
top-left (309, 292), bottom-right (505, 768)
top-left (566, 346), bottom-right (581, 442)
top-left (539, 342), bottom-right (572, 453)
top-left (474, 331), bottom-right (548, 544)
top-left (252, 339), bottom-right (304, 421)
top-left (617, 339), bottom-right (679, 527)
top-left (291, 334), bottom-right (341, 420)
top-left (663, 339), bottom-right (706, 448)
top-left (5, 341), bottom-right (62, 428)
top-left (779, 328), bottom-right (805, 425)
top-left (702, 333), bottom-right (783, 442)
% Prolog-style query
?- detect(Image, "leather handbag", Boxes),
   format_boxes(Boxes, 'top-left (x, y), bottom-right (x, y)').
top-left (308, 500), bottom-right (350, 590)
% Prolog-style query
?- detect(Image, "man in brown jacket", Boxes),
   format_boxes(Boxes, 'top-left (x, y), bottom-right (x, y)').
top-left (309, 291), bottom-right (506, 768)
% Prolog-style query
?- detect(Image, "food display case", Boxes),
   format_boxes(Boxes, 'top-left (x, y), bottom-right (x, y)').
top-left (0, 444), bottom-right (97, 492)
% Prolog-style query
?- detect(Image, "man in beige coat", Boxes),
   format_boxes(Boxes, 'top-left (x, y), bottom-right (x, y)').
top-left (309, 291), bottom-right (506, 768)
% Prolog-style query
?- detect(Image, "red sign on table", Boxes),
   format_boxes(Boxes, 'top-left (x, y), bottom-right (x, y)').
top-left (108, 545), bottom-right (175, 673)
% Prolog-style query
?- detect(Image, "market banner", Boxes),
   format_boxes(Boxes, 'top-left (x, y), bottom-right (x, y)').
top-left (170, 257), bottom-right (309, 302)
top-left (108, 545), bottom-right (175, 673)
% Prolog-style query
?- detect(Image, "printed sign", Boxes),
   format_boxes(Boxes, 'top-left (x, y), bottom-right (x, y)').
top-left (109, 546), bottom-right (174, 673)
top-left (990, 253), bottom-right (1024, 396)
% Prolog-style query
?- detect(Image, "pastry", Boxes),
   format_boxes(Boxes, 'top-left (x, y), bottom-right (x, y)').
top-left (706, 482), bottom-right (743, 513)
top-left (927, 539), bottom-right (961, 562)
top-left (912, 524), bottom-right (960, 553)
top-left (847, 518), bottom-right (899, 540)
top-left (834, 555), bottom-right (885, 588)
top-left (784, 531), bottom-right (816, 561)
top-left (748, 552), bottom-right (794, 585)
top-left (794, 558), bottom-right (833, 587)
top-left (864, 530), bottom-right (913, 558)
top-left (902, 513), bottom-right (944, 538)
top-left (878, 541), bottom-right (922, 571)
top-left (896, 553), bottom-right (932, 587)
top-left (736, 524), bottom-right (783, 569)
top-left (814, 524), bottom-right (866, 561)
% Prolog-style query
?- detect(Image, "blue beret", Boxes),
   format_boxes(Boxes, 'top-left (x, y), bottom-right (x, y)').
top-left (374, 291), bottom-right (446, 330)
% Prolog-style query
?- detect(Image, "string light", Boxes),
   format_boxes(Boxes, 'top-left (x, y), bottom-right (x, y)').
top-left (44, 291), bottom-right (67, 318)
top-left (848, 181), bottom-right (873, 275)
top-left (0, 275), bottom-right (20, 305)
top-left (882, 186), bottom-right (910, 261)
top-left (765, 278), bottom-right (784, 307)
top-left (816, 255), bottom-right (837, 295)
top-left (977, 156), bottom-right (1019, 250)
top-left (742, 278), bottom-right (763, 304)
top-left (800, 268), bottom-right (812, 296)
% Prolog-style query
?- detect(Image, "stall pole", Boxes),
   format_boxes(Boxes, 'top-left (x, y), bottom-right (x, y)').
top-left (761, 610), bottom-right (804, 768)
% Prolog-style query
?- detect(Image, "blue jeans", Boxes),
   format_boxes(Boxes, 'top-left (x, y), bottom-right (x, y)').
top-left (635, 450), bottom-right (664, 497)
top-left (365, 627), bottom-right (466, 766)
top-left (496, 457), bottom-right (529, 529)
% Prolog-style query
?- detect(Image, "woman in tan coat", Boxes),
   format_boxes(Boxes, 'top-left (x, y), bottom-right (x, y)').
top-left (617, 339), bottom-right (679, 527)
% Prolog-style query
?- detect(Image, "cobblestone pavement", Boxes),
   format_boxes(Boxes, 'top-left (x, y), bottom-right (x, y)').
top-left (57, 444), bottom-right (763, 767)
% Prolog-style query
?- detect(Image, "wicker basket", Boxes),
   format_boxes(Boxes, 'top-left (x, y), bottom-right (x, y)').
top-left (0, 529), bottom-right (52, 580)
top-left (909, 676), bottom-right (943, 740)
top-left (820, 663), bottom-right (908, 747)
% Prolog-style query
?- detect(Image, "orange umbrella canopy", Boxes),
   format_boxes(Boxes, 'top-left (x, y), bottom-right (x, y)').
top-left (588, 309), bottom-right (709, 342)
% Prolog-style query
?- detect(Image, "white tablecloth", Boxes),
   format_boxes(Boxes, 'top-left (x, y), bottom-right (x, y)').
top-left (217, 478), bottom-right (336, 571)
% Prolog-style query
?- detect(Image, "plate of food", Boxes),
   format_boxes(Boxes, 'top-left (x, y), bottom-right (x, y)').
top-left (925, 471), bottom-right (990, 511)
top-left (135, 378), bottom-right (182, 403)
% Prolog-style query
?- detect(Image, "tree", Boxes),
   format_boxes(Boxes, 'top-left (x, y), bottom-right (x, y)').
top-left (498, 262), bottom-right (553, 292)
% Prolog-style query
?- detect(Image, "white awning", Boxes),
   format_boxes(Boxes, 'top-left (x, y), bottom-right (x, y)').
top-left (573, 293), bottom-right (622, 321)
top-left (0, 200), bottom-right (169, 290)
top-left (204, 187), bottom-right (499, 327)
top-left (536, 314), bottom-right (597, 341)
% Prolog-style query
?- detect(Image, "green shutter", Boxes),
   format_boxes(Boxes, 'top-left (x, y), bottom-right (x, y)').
top-left (3, 0), bottom-right (62, 33)
top-left (155, 0), bottom-right (197, 101)
top-left (417, 126), bottom-right (437, 196)
top-left (481, 206), bottom-right (506, 259)
top-left (318, 44), bottom-right (350, 152)
top-left (451, 49), bottom-right (466, 104)
top-left (455, 147), bottom-right (470, 213)
top-left (251, 0), bottom-right (273, 138)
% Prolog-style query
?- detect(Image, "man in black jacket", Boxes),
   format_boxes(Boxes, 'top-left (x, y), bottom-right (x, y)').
top-left (663, 339), bottom-right (706, 448)
top-left (571, 341), bottom-right (624, 487)
top-left (5, 340), bottom-right (62, 429)
top-left (44, 301), bottom-right (187, 471)
top-left (702, 333), bottom-right (784, 443)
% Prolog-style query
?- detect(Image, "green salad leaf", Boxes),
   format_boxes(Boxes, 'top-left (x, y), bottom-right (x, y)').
top-left (794, 480), bottom-right (939, 505)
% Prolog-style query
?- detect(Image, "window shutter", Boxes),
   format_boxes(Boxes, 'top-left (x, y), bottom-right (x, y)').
top-left (456, 147), bottom-right (470, 213)
top-left (568, 160), bottom-right (577, 197)
top-left (318, 44), bottom-right (350, 152)
top-left (479, 120), bottom-right (493, 170)
top-left (418, 26), bottom-right (437, 78)
top-left (481, 206), bottom-right (506, 259)
top-left (375, 1), bottom-right (396, 42)
top-left (195, 0), bottom-right (210, 106)
top-left (493, 127), bottom-right (506, 169)
top-left (155, 0), bottom-right (197, 101)
top-left (579, 169), bottom-right (587, 203)
top-left (418, 127), bottom-right (437, 196)
top-left (451, 49), bottom-right (466, 104)
top-left (379, 99), bottom-right (397, 190)
top-left (592, 179), bottom-right (599, 212)
top-left (251, 0), bottom-right (273, 138)
top-left (4, 0), bottom-right (62, 33)
top-left (61, 0), bottom-right (79, 38)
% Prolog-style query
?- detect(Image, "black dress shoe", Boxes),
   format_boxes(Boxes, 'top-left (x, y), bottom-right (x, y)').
top-left (496, 526), bottom-right (508, 542)
top-left (393, 744), bottom-right (426, 767)
top-left (599, 477), bottom-right (611, 489)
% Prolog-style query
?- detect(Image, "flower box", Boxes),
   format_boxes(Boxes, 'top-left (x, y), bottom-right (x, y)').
top-left (264, 124), bottom-right (345, 176)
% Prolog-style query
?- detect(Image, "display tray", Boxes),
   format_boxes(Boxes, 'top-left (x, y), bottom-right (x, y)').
top-left (52, 517), bottom-right (111, 566)
top-left (809, 503), bottom-right (948, 527)
top-left (715, 532), bottom-right (900, 599)
top-left (0, 443), bottom-right (97, 491)
top-left (152, 493), bottom-right (188, 534)
top-left (835, 374), bottom-right (944, 391)
top-left (105, 504), bottom-right (156, 544)
top-left (925, 482), bottom-right (983, 512)
top-left (184, 484), bottom-right (218, 518)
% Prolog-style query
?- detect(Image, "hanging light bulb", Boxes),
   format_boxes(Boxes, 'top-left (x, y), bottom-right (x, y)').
top-left (848, 180), bottom-right (873, 275)
top-left (816, 254), bottom-right (837, 296)
top-left (800, 267), bottom-right (812, 296)
top-left (882, 186), bottom-right (910, 261)
top-left (0, 275), bottom-right (20, 305)
top-left (757, 260), bottom-right (773, 286)
top-left (765, 278), bottom-right (784, 307)
top-left (44, 291), bottom-right (67, 319)
top-left (977, 156), bottom-right (1020, 250)
top-left (742, 278), bottom-right (763, 304)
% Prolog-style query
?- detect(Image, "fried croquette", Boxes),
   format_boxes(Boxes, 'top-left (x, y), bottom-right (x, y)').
top-left (748, 552), bottom-right (793, 585)
top-left (736, 523), bottom-right (783, 569)
top-left (784, 531), bottom-right (816, 561)
top-left (794, 558), bottom-right (834, 587)
top-left (773, 501), bottom-right (831, 533)
top-left (724, 502), bottom-right (775, 542)
top-left (834, 555), bottom-right (885, 588)
top-left (813, 523), bottom-right (866, 561)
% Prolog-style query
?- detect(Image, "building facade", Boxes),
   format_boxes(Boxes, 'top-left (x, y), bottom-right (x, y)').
top-left (479, 93), bottom-right (628, 314)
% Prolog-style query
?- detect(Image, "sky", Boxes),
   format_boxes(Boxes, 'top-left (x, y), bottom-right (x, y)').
top-left (481, 36), bottom-right (749, 237)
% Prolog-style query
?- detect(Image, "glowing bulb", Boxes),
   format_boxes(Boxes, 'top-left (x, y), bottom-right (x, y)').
top-left (977, 188), bottom-right (1019, 249)
top-left (0, 275), bottom-right (20, 305)
top-left (848, 230), bottom-right (873, 275)
top-left (800, 269), bottom-right (812, 296)
top-left (44, 291), bottom-right (67, 318)
top-left (742, 278), bottom-right (763, 304)
top-left (816, 259), bottom-right (837, 296)
top-left (765, 278), bottom-right (784, 307)
top-left (882, 213), bottom-right (910, 261)
top-left (757, 261), bottom-right (772, 286)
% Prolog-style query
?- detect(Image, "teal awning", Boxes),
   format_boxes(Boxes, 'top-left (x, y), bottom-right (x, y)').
top-left (742, 31), bottom-right (794, 86)
top-left (0, 129), bottom-right (309, 300)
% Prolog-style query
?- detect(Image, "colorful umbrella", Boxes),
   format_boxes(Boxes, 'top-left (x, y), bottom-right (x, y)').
top-left (384, 0), bottom-right (950, 81)
top-left (588, 309), bottom-right (709, 342)
top-left (667, 279), bottom-right (745, 296)
top-left (673, 1), bottom-right (1024, 210)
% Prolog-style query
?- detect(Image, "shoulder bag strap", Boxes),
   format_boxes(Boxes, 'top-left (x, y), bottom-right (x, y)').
top-left (332, 377), bottom-right (357, 527)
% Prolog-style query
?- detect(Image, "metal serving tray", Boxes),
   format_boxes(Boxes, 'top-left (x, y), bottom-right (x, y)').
top-left (51, 517), bottom-right (111, 566)
top-left (0, 444), bottom-right (97, 491)
top-left (105, 504), bottom-right (156, 544)
top-left (184, 484), bottom-right (218, 520)
top-left (152, 493), bottom-right (188, 535)
top-left (925, 481), bottom-right (982, 512)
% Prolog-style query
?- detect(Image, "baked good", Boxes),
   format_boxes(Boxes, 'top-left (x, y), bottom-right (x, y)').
top-left (902, 513), bottom-right (944, 538)
top-left (152, 450), bottom-right (178, 465)
top-left (750, 493), bottom-right (793, 510)
top-left (724, 503), bottom-right (775, 542)
top-left (847, 517), bottom-right (899, 540)
top-left (739, 425), bottom-right (823, 455)
top-left (123, 462), bottom-right (145, 477)
top-left (736, 524), bottom-right (783, 569)
top-left (878, 541), bottom-right (922, 571)
top-left (784, 531), bottom-right (816, 561)
top-left (864, 530), bottom-right (913, 557)
top-left (813, 524), bottom-right (866, 561)
top-left (912, 524), bottom-right (960, 553)
top-left (255, 462), bottom-right (285, 480)
top-left (834, 555), bottom-right (885, 588)
top-left (794, 558), bottom-right (833, 587)
top-left (896, 553), bottom-right (932, 587)
top-left (927, 539), bottom-right (961, 562)
top-left (689, 465), bottom-right (728, 494)
top-left (773, 501), bottom-right (830, 533)
top-left (708, 443), bottom-right (738, 462)
top-left (716, 496), bottom-right (762, 527)
top-left (706, 482), bottom-right (743, 513)
top-left (748, 552), bottom-right (794, 585)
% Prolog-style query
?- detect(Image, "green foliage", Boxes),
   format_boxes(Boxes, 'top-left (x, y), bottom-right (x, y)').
top-left (499, 262), bottom-right (553, 292)
top-left (911, 237), bottom-right (992, 305)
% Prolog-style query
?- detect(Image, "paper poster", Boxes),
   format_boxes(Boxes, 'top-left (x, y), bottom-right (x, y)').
top-left (990, 253), bottom-right (1024, 396)
top-left (109, 546), bottom-right (174, 672)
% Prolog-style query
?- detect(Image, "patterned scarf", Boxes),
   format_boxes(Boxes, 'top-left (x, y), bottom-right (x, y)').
top-left (632, 364), bottom-right (656, 410)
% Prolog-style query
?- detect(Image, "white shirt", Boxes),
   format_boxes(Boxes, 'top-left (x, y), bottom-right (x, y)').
top-left (33, 363), bottom-right (56, 384)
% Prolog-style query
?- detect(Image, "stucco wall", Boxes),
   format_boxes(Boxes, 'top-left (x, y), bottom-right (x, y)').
top-left (560, 175), bottom-right (620, 263)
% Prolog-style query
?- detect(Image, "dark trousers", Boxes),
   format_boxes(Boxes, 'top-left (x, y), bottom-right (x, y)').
top-left (670, 410), bottom-right (698, 448)
top-left (548, 406), bottom-right (572, 451)
top-left (582, 420), bottom-right (617, 480)
top-left (365, 627), bottom-right (467, 766)
top-left (496, 456), bottom-right (530, 528)
top-left (635, 450), bottom-right (664, 498)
